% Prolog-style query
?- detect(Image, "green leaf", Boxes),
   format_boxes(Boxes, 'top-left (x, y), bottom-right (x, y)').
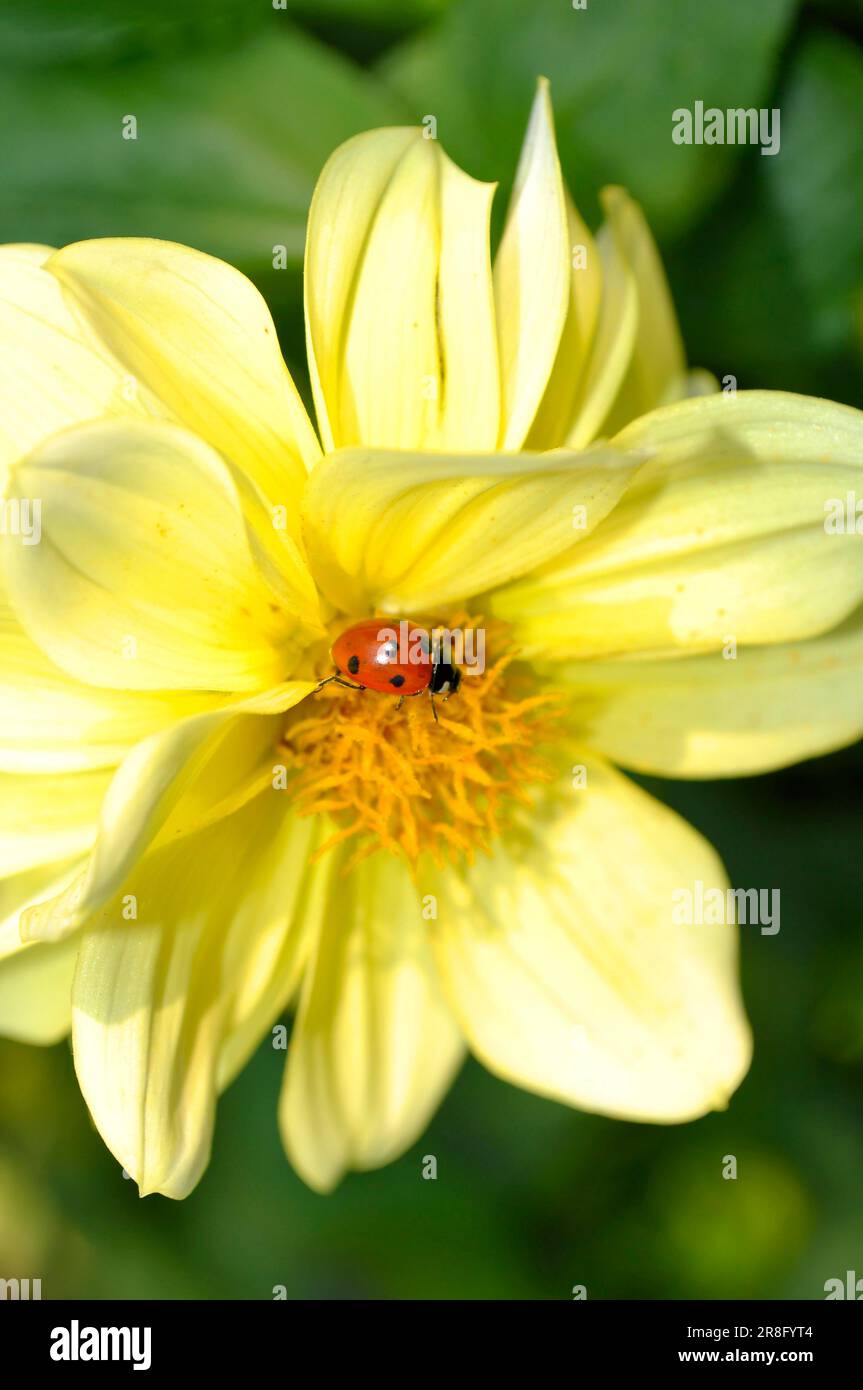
top-left (766, 32), bottom-right (863, 357)
top-left (0, 28), bottom-right (406, 273)
top-left (379, 0), bottom-right (798, 237)
top-left (284, 0), bottom-right (455, 25)
top-left (670, 28), bottom-right (863, 400)
top-left (0, 0), bottom-right (269, 67)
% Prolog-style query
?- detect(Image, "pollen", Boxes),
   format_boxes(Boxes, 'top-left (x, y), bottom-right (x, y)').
top-left (279, 618), bottom-right (562, 873)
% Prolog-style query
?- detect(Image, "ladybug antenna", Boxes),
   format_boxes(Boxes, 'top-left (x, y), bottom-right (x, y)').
top-left (316, 674), bottom-right (366, 693)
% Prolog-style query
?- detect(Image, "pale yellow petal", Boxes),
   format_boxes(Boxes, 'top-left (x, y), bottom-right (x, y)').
top-left (0, 934), bottom-right (78, 1044)
top-left (303, 443), bottom-right (641, 614)
top-left (4, 418), bottom-right (321, 692)
top-left (72, 794), bottom-right (323, 1199)
top-left (432, 757), bottom-right (751, 1122)
top-left (0, 857), bottom-right (83, 963)
top-left (21, 681), bottom-right (315, 943)
top-left (564, 194), bottom-right (639, 448)
top-left (280, 851), bottom-right (464, 1193)
top-left (557, 605), bottom-right (863, 777)
top-left (0, 769), bottom-right (110, 876)
top-left (217, 815), bottom-right (335, 1091)
top-left (525, 189), bottom-right (602, 450)
top-left (684, 368), bottom-right (721, 398)
top-left (0, 252), bottom-right (149, 490)
top-left (429, 153), bottom-right (501, 450)
top-left (494, 80), bottom-right (571, 448)
top-left (47, 237), bottom-right (320, 522)
top-left (494, 391), bottom-right (863, 657)
top-left (305, 128), bottom-right (499, 452)
top-left (595, 186), bottom-right (687, 437)
top-left (0, 243), bottom-right (56, 267)
top-left (0, 575), bottom-right (229, 773)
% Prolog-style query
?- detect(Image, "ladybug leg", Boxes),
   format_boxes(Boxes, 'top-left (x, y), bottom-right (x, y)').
top-left (429, 690), bottom-right (439, 724)
top-left (395, 690), bottom-right (425, 713)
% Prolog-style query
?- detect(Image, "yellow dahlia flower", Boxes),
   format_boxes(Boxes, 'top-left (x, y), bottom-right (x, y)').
top-left (2, 83), bottom-right (862, 1197)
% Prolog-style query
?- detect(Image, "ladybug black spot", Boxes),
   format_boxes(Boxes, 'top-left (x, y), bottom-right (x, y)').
top-left (389, 674), bottom-right (406, 688)
top-left (347, 654), bottom-right (360, 675)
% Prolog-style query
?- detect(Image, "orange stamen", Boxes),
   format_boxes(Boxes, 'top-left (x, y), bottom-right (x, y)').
top-left (279, 617), bottom-right (562, 873)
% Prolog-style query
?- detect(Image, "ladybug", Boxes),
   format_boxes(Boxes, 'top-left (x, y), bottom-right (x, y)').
top-left (322, 619), bottom-right (461, 721)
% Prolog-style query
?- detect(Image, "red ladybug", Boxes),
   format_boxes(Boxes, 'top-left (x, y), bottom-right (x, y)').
top-left (322, 619), bottom-right (461, 720)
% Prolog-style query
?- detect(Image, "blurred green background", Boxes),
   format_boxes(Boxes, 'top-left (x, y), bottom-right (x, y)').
top-left (1, 0), bottom-right (862, 1299)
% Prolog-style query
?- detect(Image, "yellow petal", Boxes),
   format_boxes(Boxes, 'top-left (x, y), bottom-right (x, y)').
top-left (494, 80), bottom-right (571, 448)
top-left (4, 418), bottom-right (321, 692)
top-left (0, 857), bottom-right (83, 963)
top-left (305, 127), bottom-right (499, 452)
top-left (303, 443), bottom-right (641, 614)
top-left (563, 198), bottom-right (639, 447)
top-left (564, 186), bottom-right (689, 448)
top-left (72, 794), bottom-right (322, 1199)
top-left (557, 604), bottom-right (863, 778)
top-left (0, 769), bottom-right (110, 876)
top-left (494, 391), bottom-right (863, 657)
top-left (432, 757), bottom-right (751, 1122)
top-left (280, 850), bottom-right (464, 1192)
top-left (218, 815), bottom-right (334, 1092)
top-left (47, 237), bottom-right (320, 523)
top-left (594, 186), bottom-right (687, 438)
top-left (684, 367), bottom-right (720, 398)
top-left (0, 934), bottom-right (78, 1044)
top-left (525, 188), bottom-right (602, 450)
top-left (0, 576), bottom-right (229, 773)
top-left (21, 681), bottom-right (315, 944)
top-left (0, 251), bottom-right (148, 491)
top-left (0, 243), bottom-right (56, 267)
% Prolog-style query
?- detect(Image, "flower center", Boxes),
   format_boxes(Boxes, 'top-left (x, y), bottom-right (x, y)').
top-left (279, 617), bottom-right (561, 873)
